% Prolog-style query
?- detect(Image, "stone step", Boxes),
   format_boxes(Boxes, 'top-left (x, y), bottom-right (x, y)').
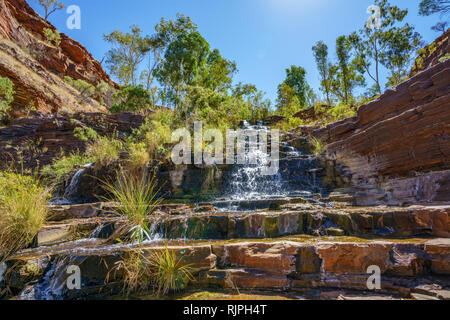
top-left (43, 204), bottom-right (450, 241)
top-left (37, 218), bottom-right (120, 245)
top-left (4, 238), bottom-right (449, 300)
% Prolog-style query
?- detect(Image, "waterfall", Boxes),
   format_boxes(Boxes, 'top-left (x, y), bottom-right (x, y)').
top-left (222, 121), bottom-right (324, 203)
top-left (224, 122), bottom-right (286, 200)
top-left (61, 163), bottom-right (93, 203)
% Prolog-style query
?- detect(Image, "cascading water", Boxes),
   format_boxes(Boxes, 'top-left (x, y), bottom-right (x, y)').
top-left (224, 121), bottom-right (286, 200)
top-left (219, 121), bottom-right (324, 210)
top-left (63, 168), bottom-right (85, 200)
top-left (52, 163), bottom-right (93, 205)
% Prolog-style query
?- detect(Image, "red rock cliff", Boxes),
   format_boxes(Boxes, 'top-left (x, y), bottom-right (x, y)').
top-left (0, 0), bottom-right (114, 87)
top-left (0, 0), bottom-right (115, 114)
top-left (313, 58), bottom-right (450, 206)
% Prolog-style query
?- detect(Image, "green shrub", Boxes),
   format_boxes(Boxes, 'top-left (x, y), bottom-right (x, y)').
top-left (41, 152), bottom-right (94, 184)
top-left (64, 76), bottom-right (96, 101)
top-left (438, 53), bottom-right (450, 63)
top-left (0, 172), bottom-right (49, 261)
top-left (73, 126), bottom-right (99, 142)
top-left (110, 85), bottom-right (153, 113)
top-left (326, 103), bottom-right (356, 120)
top-left (65, 77), bottom-right (114, 105)
top-left (88, 135), bottom-right (122, 167)
top-left (0, 76), bottom-right (14, 121)
top-left (127, 142), bottom-right (150, 174)
top-left (43, 28), bottom-right (61, 46)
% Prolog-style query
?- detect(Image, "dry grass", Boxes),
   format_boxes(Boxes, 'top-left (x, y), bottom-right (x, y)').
top-left (0, 172), bottom-right (50, 262)
top-left (107, 249), bottom-right (153, 296)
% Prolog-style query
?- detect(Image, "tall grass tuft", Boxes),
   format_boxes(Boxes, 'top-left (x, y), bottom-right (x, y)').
top-left (102, 170), bottom-right (162, 243)
top-left (0, 172), bottom-right (49, 261)
top-left (107, 249), bottom-right (152, 296)
top-left (148, 246), bottom-right (193, 296)
top-left (310, 137), bottom-right (326, 157)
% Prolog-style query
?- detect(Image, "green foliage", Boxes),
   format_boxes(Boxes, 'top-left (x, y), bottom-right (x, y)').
top-left (312, 41), bottom-right (332, 105)
top-left (64, 76), bottom-right (111, 104)
top-left (278, 66), bottom-right (310, 107)
top-left (43, 28), bottom-right (61, 46)
top-left (348, 0), bottom-right (422, 92)
top-left (73, 126), bottom-right (99, 142)
top-left (103, 14), bottom-right (255, 117)
top-left (127, 142), bottom-right (150, 174)
top-left (36, 0), bottom-right (64, 20)
top-left (155, 31), bottom-right (211, 109)
top-left (0, 76), bottom-right (14, 121)
top-left (88, 135), bottom-right (123, 167)
top-left (203, 49), bottom-right (237, 93)
top-left (310, 137), bottom-right (326, 157)
top-left (326, 103), bottom-right (357, 120)
top-left (439, 53), bottom-right (450, 62)
top-left (329, 35), bottom-right (365, 105)
top-left (102, 170), bottom-right (162, 244)
top-left (104, 25), bottom-right (152, 86)
top-left (110, 85), bottom-right (154, 113)
top-left (41, 152), bottom-right (94, 184)
top-left (0, 171), bottom-right (49, 261)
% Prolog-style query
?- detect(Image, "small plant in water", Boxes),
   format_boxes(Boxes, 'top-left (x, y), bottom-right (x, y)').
top-left (102, 169), bottom-right (162, 244)
top-left (148, 246), bottom-right (194, 296)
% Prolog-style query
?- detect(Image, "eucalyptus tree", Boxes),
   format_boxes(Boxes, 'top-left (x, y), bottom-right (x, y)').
top-left (348, 0), bottom-right (422, 93)
top-left (312, 41), bottom-right (332, 105)
top-left (36, 0), bottom-right (64, 20)
top-left (330, 36), bottom-right (365, 105)
top-left (104, 25), bottom-right (152, 86)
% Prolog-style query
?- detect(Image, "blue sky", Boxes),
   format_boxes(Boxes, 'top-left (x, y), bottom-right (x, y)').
top-left (29, 0), bottom-right (443, 103)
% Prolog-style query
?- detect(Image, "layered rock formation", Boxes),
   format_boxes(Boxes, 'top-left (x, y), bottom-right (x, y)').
top-left (0, 111), bottom-right (144, 169)
top-left (4, 237), bottom-right (450, 299)
top-left (313, 59), bottom-right (450, 206)
top-left (0, 0), bottom-right (115, 114)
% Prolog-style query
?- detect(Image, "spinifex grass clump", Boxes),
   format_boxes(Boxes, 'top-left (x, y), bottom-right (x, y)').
top-left (107, 249), bottom-right (153, 296)
top-left (0, 172), bottom-right (49, 261)
top-left (103, 170), bottom-right (162, 243)
top-left (148, 246), bottom-right (193, 296)
top-left (108, 246), bottom-right (193, 297)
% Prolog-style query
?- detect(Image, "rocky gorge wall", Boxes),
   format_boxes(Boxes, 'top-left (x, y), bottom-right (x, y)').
top-left (313, 58), bottom-right (450, 206)
top-left (0, 111), bottom-right (145, 170)
top-left (0, 0), bottom-right (115, 114)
